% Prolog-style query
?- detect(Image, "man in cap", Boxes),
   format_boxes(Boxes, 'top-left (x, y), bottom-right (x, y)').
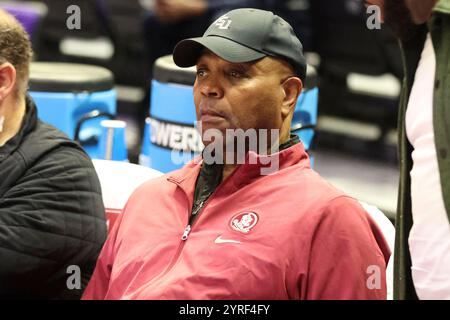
top-left (0, 9), bottom-right (106, 299)
top-left (83, 8), bottom-right (390, 300)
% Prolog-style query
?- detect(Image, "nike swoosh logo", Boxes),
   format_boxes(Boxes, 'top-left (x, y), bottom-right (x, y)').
top-left (214, 235), bottom-right (242, 244)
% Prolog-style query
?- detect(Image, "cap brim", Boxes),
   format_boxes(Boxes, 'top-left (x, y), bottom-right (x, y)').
top-left (173, 36), bottom-right (266, 68)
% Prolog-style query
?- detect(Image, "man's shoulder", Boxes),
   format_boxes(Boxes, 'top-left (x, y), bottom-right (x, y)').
top-left (283, 165), bottom-right (349, 200)
top-left (132, 172), bottom-right (175, 194)
top-left (126, 163), bottom-right (198, 203)
top-left (282, 166), bottom-right (367, 217)
top-left (312, 195), bottom-right (378, 235)
top-left (21, 120), bottom-right (89, 166)
top-left (33, 120), bottom-right (78, 147)
top-left (322, 195), bottom-right (366, 215)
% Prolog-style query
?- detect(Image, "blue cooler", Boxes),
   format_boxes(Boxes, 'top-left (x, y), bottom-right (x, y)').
top-left (140, 55), bottom-right (318, 173)
top-left (29, 62), bottom-right (117, 159)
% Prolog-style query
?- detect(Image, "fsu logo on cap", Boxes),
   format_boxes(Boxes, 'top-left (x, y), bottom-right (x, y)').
top-left (213, 14), bottom-right (232, 30)
top-left (230, 212), bottom-right (258, 233)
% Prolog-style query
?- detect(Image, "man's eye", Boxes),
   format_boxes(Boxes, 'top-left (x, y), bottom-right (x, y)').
top-left (229, 70), bottom-right (241, 78)
top-left (196, 70), bottom-right (206, 77)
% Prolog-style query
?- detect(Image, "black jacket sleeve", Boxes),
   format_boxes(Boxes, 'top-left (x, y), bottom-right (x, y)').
top-left (0, 145), bottom-right (107, 299)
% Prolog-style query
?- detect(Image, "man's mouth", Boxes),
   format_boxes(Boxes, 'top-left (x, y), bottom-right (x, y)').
top-left (200, 112), bottom-right (225, 123)
top-left (199, 106), bottom-right (226, 123)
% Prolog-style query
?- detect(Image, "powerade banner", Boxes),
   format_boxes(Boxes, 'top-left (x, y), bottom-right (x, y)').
top-left (148, 116), bottom-right (203, 153)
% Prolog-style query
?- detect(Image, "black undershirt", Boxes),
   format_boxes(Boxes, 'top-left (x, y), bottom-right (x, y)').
top-left (190, 134), bottom-right (300, 222)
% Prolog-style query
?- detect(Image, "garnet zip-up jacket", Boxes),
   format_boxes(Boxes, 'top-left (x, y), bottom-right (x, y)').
top-left (83, 142), bottom-right (390, 299)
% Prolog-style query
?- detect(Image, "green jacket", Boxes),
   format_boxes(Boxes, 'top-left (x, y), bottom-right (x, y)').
top-left (394, 0), bottom-right (450, 300)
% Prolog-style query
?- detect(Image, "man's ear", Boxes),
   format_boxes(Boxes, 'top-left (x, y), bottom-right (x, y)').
top-left (0, 63), bottom-right (17, 102)
top-left (281, 76), bottom-right (302, 119)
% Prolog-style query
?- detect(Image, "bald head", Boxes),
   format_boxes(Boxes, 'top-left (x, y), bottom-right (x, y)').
top-left (0, 9), bottom-right (33, 95)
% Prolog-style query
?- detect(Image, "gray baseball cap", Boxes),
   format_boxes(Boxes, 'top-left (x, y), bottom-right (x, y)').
top-left (172, 8), bottom-right (307, 82)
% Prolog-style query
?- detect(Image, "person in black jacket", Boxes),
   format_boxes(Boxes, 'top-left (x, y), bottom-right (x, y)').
top-left (0, 9), bottom-right (106, 299)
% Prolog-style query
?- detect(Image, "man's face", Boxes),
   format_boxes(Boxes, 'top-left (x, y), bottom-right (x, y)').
top-left (193, 51), bottom-right (290, 146)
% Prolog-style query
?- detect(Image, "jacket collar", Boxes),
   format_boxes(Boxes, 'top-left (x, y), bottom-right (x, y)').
top-left (167, 140), bottom-right (310, 199)
top-left (0, 95), bottom-right (37, 163)
top-left (231, 139), bottom-right (309, 188)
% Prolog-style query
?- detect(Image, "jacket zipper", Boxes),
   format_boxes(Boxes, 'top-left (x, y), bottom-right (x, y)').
top-left (180, 164), bottom-right (243, 241)
top-left (181, 200), bottom-right (205, 240)
top-left (150, 166), bottom-right (240, 286)
top-left (144, 198), bottom-right (212, 288)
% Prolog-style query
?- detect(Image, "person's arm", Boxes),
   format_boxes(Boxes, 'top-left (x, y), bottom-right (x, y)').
top-left (305, 196), bottom-right (390, 300)
top-left (0, 146), bottom-right (106, 299)
top-left (81, 211), bottom-right (124, 300)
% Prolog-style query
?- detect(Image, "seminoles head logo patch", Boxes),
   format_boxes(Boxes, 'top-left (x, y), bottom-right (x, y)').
top-left (230, 212), bottom-right (259, 233)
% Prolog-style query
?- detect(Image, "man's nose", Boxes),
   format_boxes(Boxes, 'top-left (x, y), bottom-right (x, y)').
top-left (199, 76), bottom-right (224, 98)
